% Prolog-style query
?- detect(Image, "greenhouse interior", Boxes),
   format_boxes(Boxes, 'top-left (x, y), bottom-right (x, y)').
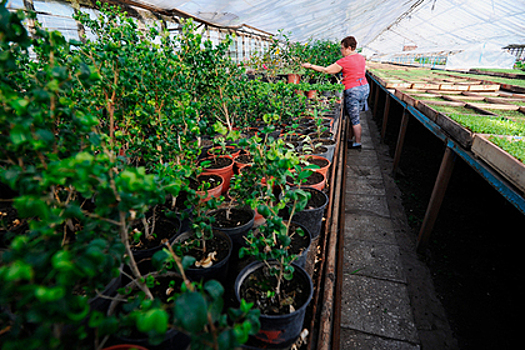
top-left (1, 0), bottom-right (524, 349)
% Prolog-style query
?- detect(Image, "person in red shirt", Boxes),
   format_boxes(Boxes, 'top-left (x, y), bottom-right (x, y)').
top-left (302, 36), bottom-right (369, 149)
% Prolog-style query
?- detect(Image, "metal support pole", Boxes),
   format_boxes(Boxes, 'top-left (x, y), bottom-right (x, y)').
top-left (380, 94), bottom-right (391, 141)
top-left (392, 108), bottom-right (409, 175)
top-left (417, 146), bottom-right (456, 253)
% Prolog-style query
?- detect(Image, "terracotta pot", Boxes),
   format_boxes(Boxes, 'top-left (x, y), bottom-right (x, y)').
top-left (305, 90), bottom-right (317, 99)
top-left (299, 154), bottom-right (331, 176)
top-left (287, 73), bottom-right (301, 84)
top-left (200, 156), bottom-right (234, 194)
top-left (195, 174), bottom-right (224, 202)
top-left (233, 154), bottom-right (253, 174)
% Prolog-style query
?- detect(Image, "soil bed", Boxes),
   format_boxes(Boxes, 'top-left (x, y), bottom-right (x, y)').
top-left (211, 208), bottom-right (253, 228)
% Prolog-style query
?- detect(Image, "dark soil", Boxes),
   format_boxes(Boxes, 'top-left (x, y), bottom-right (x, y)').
top-left (301, 187), bottom-right (327, 210)
top-left (312, 138), bottom-right (335, 146)
top-left (130, 216), bottom-right (181, 252)
top-left (189, 174), bottom-right (223, 191)
top-left (288, 171), bottom-right (324, 187)
top-left (239, 263), bottom-right (311, 315)
top-left (178, 231), bottom-right (230, 269)
top-left (199, 156), bottom-right (232, 170)
top-left (302, 156), bottom-right (329, 168)
top-left (211, 208), bottom-right (253, 228)
top-left (235, 154), bottom-right (253, 165)
top-left (373, 100), bottom-right (524, 350)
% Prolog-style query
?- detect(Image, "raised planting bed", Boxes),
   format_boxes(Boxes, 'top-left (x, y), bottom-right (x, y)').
top-left (416, 101), bottom-right (480, 121)
top-left (479, 108), bottom-right (525, 123)
top-left (471, 134), bottom-right (525, 194)
top-left (447, 114), bottom-right (525, 136)
top-left (435, 112), bottom-right (525, 149)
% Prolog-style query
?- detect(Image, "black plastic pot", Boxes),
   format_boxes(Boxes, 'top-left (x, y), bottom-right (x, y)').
top-left (281, 187), bottom-right (329, 239)
top-left (173, 230), bottom-right (232, 284)
top-left (210, 207), bottom-right (255, 260)
top-left (313, 138), bottom-right (336, 163)
top-left (235, 261), bottom-right (313, 349)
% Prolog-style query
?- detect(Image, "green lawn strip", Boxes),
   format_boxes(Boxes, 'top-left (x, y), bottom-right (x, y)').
top-left (487, 136), bottom-right (525, 164)
top-left (448, 114), bottom-right (525, 135)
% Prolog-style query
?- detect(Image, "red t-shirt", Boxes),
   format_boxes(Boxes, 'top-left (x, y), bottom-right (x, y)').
top-left (336, 53), bottom-right (367, 90)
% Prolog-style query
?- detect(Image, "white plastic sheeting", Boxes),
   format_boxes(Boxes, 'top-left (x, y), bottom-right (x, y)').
top-left (6, 0), bottom-right (525, 57)
top-left (135, 0), bottom-right (525, 57)
top-left (445, 42), bottom-right (517, 70)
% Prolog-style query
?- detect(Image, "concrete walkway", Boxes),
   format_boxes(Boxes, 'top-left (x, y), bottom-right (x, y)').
top-left (339, 110), bottom-right (458, 350)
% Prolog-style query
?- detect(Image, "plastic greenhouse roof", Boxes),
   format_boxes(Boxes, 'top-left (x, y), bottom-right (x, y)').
top-left (133, 0), bottom-right (525, 56)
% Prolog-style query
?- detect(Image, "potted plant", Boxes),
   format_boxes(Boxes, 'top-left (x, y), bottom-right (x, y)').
top-left (235, 189), bottom-right (313, 348)
top-left (230, 127), bottom-right (314, 348)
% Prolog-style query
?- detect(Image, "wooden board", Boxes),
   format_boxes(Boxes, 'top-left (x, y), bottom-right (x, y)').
top-left (468, 84), bottom-right (500, 92)
top-left (466, 103), bottom-right (520, 111)
top-left (439, 84), bottom-right (470, 91)
top-left (462, 91), bottom-right (500, 97)
top-left (411, 83), bottom-right (441, 90)
top-left (426, 90), bottom-right (463, 95)
top-left (435, 113), bottom-right (475, 149)
top-left (472, 134), bottom-right (525, 194)
top-left (485, 97), bottom-right (525, 105)
top-left (385, 82), bottom-right (412, 89)
top-left (444, 95), bottom-right (486, 101)
top-left (416, 101), bottom-right (441, 121)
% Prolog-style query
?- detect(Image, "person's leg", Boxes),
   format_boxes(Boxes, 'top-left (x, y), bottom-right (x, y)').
top-left (352, 123), bottom-right (362, 144)
top-left (348, 84), bottom-right (370, 149)
top-left (344, 88), bottom-right (361, 148)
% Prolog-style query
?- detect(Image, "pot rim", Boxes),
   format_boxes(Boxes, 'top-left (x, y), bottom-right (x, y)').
top-left (234, 260), bottom-right (313, 319)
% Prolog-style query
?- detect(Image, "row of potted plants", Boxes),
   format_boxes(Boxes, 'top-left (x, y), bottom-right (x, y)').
top-left (0, 3), bottom-right (338, 350)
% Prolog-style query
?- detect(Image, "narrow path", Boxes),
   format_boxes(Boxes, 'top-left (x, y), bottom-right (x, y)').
top-left (339, 110), bottom-right (458, 350)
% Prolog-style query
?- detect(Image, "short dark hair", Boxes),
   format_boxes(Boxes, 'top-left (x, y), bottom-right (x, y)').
top-left (341, 36), bottom-right (357, 50)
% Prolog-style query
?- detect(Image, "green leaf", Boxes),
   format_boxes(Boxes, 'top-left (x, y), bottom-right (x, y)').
top-left (136, 308), bottom-right (168, 334)
top-left (174, 292), bottom-right (208, 332)
top-left (204, 279), bottom-right (224, 300)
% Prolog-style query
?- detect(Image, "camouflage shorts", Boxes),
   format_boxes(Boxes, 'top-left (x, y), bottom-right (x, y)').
top-left (344, 84), bottom-right (370, 126)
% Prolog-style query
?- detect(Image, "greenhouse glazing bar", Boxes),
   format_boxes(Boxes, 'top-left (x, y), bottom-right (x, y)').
top-left (367, 73), bottom-right (525, 252)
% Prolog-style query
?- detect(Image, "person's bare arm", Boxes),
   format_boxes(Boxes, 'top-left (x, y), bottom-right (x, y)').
top-left (301, 62), bottom-right (342, 74)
